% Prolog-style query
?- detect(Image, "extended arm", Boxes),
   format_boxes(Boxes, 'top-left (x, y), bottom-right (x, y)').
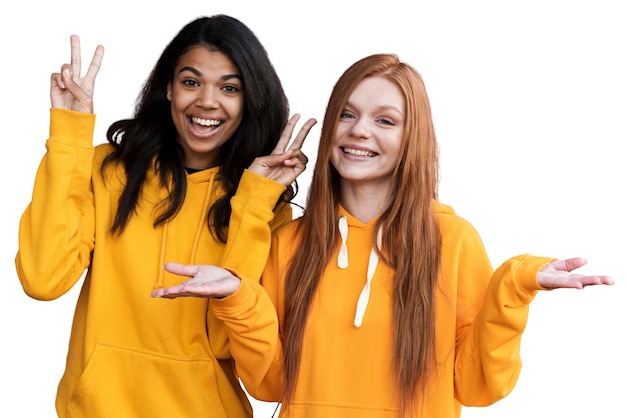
top-left (151, 262), bottom-right (279, 393)
top-left (454, 253), bottom-right (613, 406)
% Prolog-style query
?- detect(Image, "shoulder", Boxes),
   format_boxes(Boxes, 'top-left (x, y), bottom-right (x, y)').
top-left (273, 217), bottom-right (302, 239)
top-left (92, 143), bottom-right (122, 179)
top-left (434, 201), bottom-right (479, 239)
top-left (271, 217), bottom-right (305, 251)
top-left (94, 142), bottom-right (115, 157)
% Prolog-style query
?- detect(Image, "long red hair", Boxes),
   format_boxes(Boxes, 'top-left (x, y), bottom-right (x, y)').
top-left (282, 54), bottom-right (441, 416)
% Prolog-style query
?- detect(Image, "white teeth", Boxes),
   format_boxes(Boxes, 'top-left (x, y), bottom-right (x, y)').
top-left (343, 147), bottom-right (376, 157)
top-left (191, 117), bottom-right (220, 126)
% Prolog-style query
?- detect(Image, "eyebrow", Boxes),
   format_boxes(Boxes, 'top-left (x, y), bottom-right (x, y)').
top-left (345, 101), bottom-right (404, 116)
top-left (178, 66), bottom-right (242, 81)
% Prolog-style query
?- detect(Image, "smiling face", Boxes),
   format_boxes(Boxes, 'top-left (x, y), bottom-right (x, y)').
top-left (330, 76), bottom-right (406, 192)
top-left (167, 46), bottom-right (244, 170)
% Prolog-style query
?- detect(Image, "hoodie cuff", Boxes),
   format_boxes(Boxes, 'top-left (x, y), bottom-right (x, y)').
top-left (210, 276), bottom-right (256, 316)
top-left (511, 254), bottom-right (556, 294)
top-left (234, 170), bottom-right (287, 212)
top-left (49, 108), bottom-right (96, 149)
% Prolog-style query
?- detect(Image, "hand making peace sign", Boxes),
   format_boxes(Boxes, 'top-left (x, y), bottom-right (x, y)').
top-left (50, 35), bottom-right (104, 113)
top-left (248, 113), bottom-right (317, 187)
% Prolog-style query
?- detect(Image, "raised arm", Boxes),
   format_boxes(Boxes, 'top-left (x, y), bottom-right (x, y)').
top-left (16, 35), bottom-right (105, 300)
top-left (218, 114), bottom-right (317, 282)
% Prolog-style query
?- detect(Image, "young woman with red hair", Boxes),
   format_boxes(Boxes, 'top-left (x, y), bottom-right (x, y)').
top-left (153, 53), bottom-right (613, 418)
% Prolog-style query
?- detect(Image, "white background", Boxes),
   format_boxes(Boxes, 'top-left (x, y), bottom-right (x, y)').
top-left (1, 1), bottom-right (623, 417)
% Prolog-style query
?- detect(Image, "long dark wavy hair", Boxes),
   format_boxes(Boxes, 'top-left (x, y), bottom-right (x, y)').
top-left (102, 14), bottom-right (289, 242)
top-left (281, 54), bottom-right (441, 416)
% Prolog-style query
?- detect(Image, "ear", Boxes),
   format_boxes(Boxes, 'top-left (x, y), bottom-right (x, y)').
top-left (166, 83), bottom-right (172, 101)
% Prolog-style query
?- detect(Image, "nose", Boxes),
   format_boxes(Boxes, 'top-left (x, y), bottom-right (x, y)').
top-left (196, 85), bottom-right (219, 108)
top-left (350, 118), bottom-right (372, 139)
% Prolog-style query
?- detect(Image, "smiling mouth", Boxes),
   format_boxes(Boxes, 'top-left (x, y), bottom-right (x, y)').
top-left (191, 117), bottom-right (221, 127)
top-left (341, 147), bottom-right (377, 157)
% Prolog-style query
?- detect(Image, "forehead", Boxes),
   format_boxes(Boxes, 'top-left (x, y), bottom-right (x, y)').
top-left (175, 46), bottom-right (240, 75)
top-left (349, 76), bottom-right (405, 112)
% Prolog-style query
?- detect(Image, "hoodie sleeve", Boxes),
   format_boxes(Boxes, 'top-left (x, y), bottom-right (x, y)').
top-left (219, 169), bottom-right (291, 282)
top-left (208, 171), bottom-right (291, 361)
top-left (211, 228), bottom-right (289, 401)
top-left (209, 275), bottom-right (280, 396)
top-left (15, 109), bottom-right (96, 300)
top-left (452, 223), bottom-right (553, 406)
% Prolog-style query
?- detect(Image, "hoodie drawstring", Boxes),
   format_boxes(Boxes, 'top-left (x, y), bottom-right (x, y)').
top-left (336, 216), bottom-right (382, 328)
top-left (154, 172), bottom-right (216, 288)
top-left (190, 174), bottom-right (215, 265)
top-left (155, 222), bottom-right (169, 288)
top-left (354, 227), bottom-right (381, 328)
top-left (338, 216), bottom-right (349, 269)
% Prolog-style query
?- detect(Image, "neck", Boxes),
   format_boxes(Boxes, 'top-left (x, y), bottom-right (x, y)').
top-left (340, 181), bottom-right (391, 223)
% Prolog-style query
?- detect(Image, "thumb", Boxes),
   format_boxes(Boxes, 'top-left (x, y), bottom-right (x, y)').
top-left (552, 257), bottom-right (588, 272)
top-left (563, 257), bottom-right (588, 272)
top-left (61, 68), bottom-right (76, 91)
top-left (251, 151), bottom-right (293, 170)
top-left (164, 262), bottom-right (198, 277)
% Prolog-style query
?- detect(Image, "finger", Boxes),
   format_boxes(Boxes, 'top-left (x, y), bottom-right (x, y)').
top-left (550, 257), bottom-right (587, 272)
top-left (282, 149), bottom-right (308, 166)
top-left (282, 159), bottom-right (307, 170)
top-left (600, 275), bottom-right (615, 285)
top-left (152, 285), bottom-right (184, 298)
top-left (70, 35), bottom-right (82, 79)
top-left (285, 117), bottom-right (317, 152)
top-left (59, 68), bottom-right (92, 107)
top-left (163, 262), bottom-right (198, 277)
top-left (260, 152), bottom-right (293, 167)
top-left (559, 280), bottom-right (584, 289)
top-left (272, 114), bottom-right (301, 154)
top-left (563, 257), bottom-right (588, 272)
top-left (580, 275), bottom-right (614, 286)
top-left (163, 286), bottom-right (193, 297)
top-left (85, 44), bottom-right (105, 82)
top-left (51, 72), bottom-right (64, 90)
top-left (59, 63), bottom-right (74, 88)
top-left (60, 68), bottom-right (73, 89)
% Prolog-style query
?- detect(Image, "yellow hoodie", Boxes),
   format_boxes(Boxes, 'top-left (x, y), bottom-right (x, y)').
top-left (226, 203), bottom-right (553, 417)
top-left (15, 109), bottom-right (290, 418)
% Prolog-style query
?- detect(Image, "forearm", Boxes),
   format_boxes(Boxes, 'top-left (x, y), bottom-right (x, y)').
top-left (220, 169), bottom-right (290, 281)
top-left (210, 277), bottom-right (280, 396)
top-left (454, 254), bottom-right (553, 405)
top-left (16, 109), bottom-right (96, 300)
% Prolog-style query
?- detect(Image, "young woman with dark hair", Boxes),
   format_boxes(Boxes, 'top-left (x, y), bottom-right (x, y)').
top-left (16, 14), bottom-right (316, 418)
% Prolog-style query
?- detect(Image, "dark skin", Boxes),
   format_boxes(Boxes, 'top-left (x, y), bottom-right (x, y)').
top-left (52, 34), bottom-right (320, 302)
top-left (51, 35), bottom-right (318, 188)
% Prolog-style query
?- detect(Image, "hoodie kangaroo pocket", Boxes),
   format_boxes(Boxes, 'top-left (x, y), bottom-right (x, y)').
top-left (67, 343), bottom-right (228, 418)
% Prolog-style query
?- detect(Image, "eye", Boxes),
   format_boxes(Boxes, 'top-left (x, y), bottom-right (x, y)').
top-left (182, 79), bottom-right (200, 87)
top-left (222, 84), bottom-right (240, 94)
top-left (340, 111), bottom-right (355, 120)
top-left (377, 117), bottom-right (394, 126)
